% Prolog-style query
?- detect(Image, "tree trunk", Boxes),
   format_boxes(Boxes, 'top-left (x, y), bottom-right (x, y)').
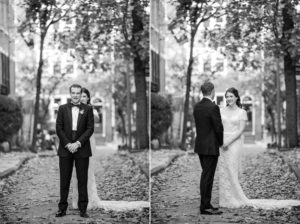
top-left (283, 55), bottom-right (297, 147)
top-left (181, 32), bottom-right (195, 149)
top-left (131, 2), bottom-right (148, 149)
top-left (282, 1), bottom-right (298, 147)
top-left (117, 107), bottom-right (126, 145)
top-left (41, 98), bottom-right (51, 126)
top-left (133, 64), bottom-right (148, 149)
top-left (31, 34), bottom-right (45, 152)
top-left (267, 106), bottom-right (276, 142)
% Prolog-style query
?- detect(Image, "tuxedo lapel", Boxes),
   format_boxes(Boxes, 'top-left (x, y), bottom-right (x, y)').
top-left (76, 105), bottom-right (85, 129)
top-left (66, 105), bottom-right (72, 127)
top-left (77, 111), bottom-right (82, 129)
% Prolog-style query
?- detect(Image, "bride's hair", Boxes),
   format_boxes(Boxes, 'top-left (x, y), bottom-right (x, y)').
top-left (225, 87), bottom-right (242, 108)
top-left (82, 88), bottom-right (91, 105)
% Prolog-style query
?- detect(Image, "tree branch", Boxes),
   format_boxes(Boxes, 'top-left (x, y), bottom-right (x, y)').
top-left (201, 0), bottom-right (225, 23)
top-left (47, 0), bottom-right (75, 29)
top-left (272, 0), bottom-right (280, 42)
top-left (122, 0), bottom-right (130, 42)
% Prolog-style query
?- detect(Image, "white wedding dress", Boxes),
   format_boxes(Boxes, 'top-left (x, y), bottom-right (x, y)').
top-left (71, 109), bottom-right (149, 211)
top-left (219, 107), bottom-right (300, 209)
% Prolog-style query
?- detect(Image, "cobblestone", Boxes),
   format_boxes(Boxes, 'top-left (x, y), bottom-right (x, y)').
top-left (151, 147), bottom-right (300, 223)
top-left (0, 151), bottom-right (149, 223)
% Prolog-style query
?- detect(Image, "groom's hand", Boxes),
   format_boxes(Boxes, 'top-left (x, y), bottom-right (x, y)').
top-left (221, 145), bottom-right (228, 150)
top-left (68, 142), bottom-right (80, 153)
top-left (65, 143), bottom-right (74, 153)
top-left (67, 143), bottom-right (77, 153)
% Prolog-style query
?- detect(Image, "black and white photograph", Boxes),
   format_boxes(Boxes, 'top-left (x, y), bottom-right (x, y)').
top-left (150, 0), bottom-right (300, 223)
top-left (0, 0), bottom-right (150, 223)
top-left (1, 0), bottom-right (300, 223)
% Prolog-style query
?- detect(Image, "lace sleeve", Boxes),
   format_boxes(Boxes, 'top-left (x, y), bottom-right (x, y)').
top-left (241, 109), bottom-right (248, 121)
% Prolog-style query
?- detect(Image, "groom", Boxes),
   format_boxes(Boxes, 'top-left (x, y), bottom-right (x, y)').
top-left (193, 81), bottom-right (223, 215)
top-left (55, 84), bottom-right (94, 218)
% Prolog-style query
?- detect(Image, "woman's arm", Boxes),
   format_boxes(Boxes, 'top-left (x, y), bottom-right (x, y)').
top-left (224, 120), bottom-right (246, 148)
top-left (223, 109), bottom-right (247, 149)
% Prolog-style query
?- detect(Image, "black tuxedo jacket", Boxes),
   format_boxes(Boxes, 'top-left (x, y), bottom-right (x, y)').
top-left (193, 98), bottom-right (223, 156)
top-left (56, 103), bottom-right (94, 158)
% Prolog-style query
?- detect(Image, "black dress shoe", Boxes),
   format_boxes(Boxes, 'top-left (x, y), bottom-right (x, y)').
top-left (55, 210), bottom-right (66, 217)
top-left (209, 205), bottom-right (219, 211)
top-left (80, 212), bottom-right (89, 218)
top-left (200, 209), bottom-right (223, 215)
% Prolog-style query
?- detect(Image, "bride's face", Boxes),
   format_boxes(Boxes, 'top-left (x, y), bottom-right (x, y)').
top-left (81, 92), bottom-right (89, 104)
top-left (225, 92), bottom-right (237, 106)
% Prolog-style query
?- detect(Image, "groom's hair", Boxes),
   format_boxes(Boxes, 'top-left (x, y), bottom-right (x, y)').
top-left (201, 81), bottom-right (214, 96)
top-left (69, 84), bottom-right (82, 93)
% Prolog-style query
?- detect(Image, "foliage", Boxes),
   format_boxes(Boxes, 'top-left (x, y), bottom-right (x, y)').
top-left (18, 0), bottom-right (75, 46)
top-left (151, 93), bottom-right (173, 140)
top-left (170, 0), bottom-right (225, 148)
top-left (221, 0), bottom-right (300, 146)
top-left (0, 152), bottom-right (149, 223)
top-left (216, 0), bottom-right (300, 70)
top-left (18, 0), bottom-right (75, 151)
top-left (112, 60), bottom-right (136, 142)
top-left (58, 0), bottom-right (149, 76)
top-left (0, 96), bottom-right (23, 143)
top-left (57, 0), bottom-right (149, 149)
top-left (152, 152), bottom-right (300, 223)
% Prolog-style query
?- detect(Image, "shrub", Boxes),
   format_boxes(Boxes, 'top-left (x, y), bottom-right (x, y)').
top-left (151, 93), bottom-right (172, 140)
top-left (0, 95), bottom-right (23, 143)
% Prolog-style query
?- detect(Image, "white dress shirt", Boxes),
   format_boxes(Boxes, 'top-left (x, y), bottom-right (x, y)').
top-left (72, 106), bottom-right (80, 131)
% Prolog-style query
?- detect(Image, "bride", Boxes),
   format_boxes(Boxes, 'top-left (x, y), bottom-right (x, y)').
top-left (71, 88), bottom-right (149, 211)
top-left (219, 87), bottom-right (300, 209)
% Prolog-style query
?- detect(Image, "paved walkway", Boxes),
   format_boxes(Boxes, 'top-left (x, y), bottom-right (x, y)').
top-left (151, 142), bottom-right (300, 223)
top-left (151, 149), bottom-right (186, 175)
top-left (0, 141), bottom-right (120, 178)
top-left (0, 142), bottom-right (149, 223)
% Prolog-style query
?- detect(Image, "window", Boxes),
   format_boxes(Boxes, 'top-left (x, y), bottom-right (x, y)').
top-left (54, 98), bottom-right (61, 105)
top-left (216, 61), bottom-right (224, 72)
top-left (203, 59), bottom-right (211, 72)
top-left (53, 62), bottom-right (61, 74)
top-left (65, 63), bottom-right (74, 74)
top-left (216, 17), bottom-right (223, 23)
top-left (1, 53), bottom-right (10, 95)
top-left (216, 96), bottom-right (224, 106)
top-left (151, 50), bottom-right (160, 92)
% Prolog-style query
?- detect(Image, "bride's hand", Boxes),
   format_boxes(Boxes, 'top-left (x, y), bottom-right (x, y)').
top-left (221, 145), bottom-right (228, 150)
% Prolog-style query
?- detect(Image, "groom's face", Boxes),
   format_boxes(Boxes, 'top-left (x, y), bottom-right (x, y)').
top-left (70, 87), bottom-right (82, 104)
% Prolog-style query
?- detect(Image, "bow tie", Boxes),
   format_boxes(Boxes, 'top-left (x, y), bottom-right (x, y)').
top-left (71, 103), bottom-right (81, 108)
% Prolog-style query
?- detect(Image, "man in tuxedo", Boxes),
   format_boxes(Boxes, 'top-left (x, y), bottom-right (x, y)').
top-left (193, 81), bottom-right (224, 215)
top-left (55, 84), bottom-right (94, 218)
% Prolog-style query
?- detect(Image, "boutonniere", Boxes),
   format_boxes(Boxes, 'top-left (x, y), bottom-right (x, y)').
top-left (79, 109), bottom-right (84, 114)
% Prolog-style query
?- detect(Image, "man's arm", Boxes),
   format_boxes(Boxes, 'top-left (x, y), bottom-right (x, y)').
top-left (211, 105), bottom-right (224, 146)
top-left (56, 106), bottom-right (71, 147)
top-left (76, 105), bottom-right (94, 147)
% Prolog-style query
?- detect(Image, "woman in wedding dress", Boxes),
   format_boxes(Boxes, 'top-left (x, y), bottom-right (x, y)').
top-left (219, 87), bottom-right (300, 210)
top-left (71, 88), bottom-right (149, 211)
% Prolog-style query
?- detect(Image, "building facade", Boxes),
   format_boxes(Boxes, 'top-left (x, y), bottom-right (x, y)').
top-left (150, 0), bottom-right (166, 94)
top-left (0, 0), bottom-right (15, 97)
top-left (164, 3), bottom-right (264, 144)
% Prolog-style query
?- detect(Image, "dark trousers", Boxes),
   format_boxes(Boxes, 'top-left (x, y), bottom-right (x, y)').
top-left (58, 156), bottom-right (89, 212)
top-left (198, 154), bottom-right (218, 210)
